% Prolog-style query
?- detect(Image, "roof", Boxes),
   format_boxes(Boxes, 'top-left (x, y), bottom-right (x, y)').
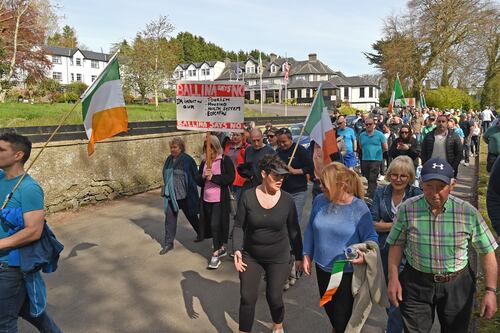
top-left (329, 76), bottom-right (379, 87)
top-left (176, 60), bottom-right (221, 70)
top-left (44, 45), bottom-right (110, 62)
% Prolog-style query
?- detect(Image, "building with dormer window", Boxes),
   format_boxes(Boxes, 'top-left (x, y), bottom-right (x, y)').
top-left (44, 46), bottom-right (111, 86)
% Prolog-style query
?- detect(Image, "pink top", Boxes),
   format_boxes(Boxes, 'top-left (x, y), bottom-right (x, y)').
top-left (203, 155), bottom-right (222, 203)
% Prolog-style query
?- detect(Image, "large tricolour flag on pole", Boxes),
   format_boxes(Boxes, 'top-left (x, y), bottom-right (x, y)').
top-left (388, 75), bottom-right (405, 113)
top-left (303, 84), bottom-right (338, 164)
top-left (319, 260), bottom-right (347, 307)
top-left (81, 55), bottom-right (128, 155)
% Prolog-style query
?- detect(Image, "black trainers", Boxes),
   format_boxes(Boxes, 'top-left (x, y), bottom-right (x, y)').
top-left (159, 244), bottom-right (174, 255)
top-left (207, 255), bottom-right (221, 269)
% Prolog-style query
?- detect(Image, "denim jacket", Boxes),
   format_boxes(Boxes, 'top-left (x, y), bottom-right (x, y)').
top-left (370, 184), bottom-right (422, 246)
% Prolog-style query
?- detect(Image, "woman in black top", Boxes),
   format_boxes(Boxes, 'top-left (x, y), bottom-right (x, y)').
top-left (233, 155), bottom-right (303, 333)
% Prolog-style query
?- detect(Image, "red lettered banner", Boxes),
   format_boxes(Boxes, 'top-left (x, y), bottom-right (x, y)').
top-left (176, 81), bottom-right (245, 132)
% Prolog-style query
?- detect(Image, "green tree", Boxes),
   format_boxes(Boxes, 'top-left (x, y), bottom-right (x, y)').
top-left (47, 25), bottom-right (78, 48)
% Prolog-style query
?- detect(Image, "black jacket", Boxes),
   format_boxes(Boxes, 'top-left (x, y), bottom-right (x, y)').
top-left (388, 136), bottom-right (420, 163)
top-left (195, 155), bottom-right (235, 240)
top-left (421, 129), bottom-right (463, 174)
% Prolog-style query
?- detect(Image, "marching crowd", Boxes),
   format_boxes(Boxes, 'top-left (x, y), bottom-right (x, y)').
top-left (1, 105), bottom-right (499, 333)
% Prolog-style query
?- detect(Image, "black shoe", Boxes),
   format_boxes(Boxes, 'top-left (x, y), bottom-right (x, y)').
top-left (159, 244), bottom-right (174, 255)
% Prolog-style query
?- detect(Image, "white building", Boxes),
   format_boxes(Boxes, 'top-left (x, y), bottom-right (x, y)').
top-left (173, 61), bottom-right (226, 81)
top-left (44, 46), bottom-right (110, 86)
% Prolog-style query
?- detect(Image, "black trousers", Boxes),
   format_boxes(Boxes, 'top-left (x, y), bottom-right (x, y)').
top-left (400, 264), bottom-right (475, 333)
top-left (361, 160), bottom-right (381, 199)
top-left (163, 198), bottom-right (199, 247)
top-left (203, 201), bottom-right (224, 250)
top-left (316, 264), bottom-right (354, 333)
top-left (471, 136), bottom-right (479, 155)
top-left (239, 253), bottom-right (290, 332)
top-left (487, 153), bottom-right (499, 172)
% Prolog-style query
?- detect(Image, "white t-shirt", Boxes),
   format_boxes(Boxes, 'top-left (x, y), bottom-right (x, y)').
top-left (482, 109), bottom-right (494, 121)
top-left (432, 133), bottom-right (447, 159)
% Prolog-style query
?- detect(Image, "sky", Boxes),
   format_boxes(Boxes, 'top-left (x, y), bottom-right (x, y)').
top-left (56, 0), bottom-right (407, 76)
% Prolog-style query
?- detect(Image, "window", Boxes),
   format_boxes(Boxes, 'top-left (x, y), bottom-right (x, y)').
top-left (369, 87), bottom-right (373, 98)
top-left (201, 69), bottom-right (205, 76)
top-left (76, 58), bottom-right (81, 66)
top-left (52, 56), bottom-right (61, 64)
top-left (270, 64), bottom-right (276, 73)
top-left (306, 89), bottom-right (311, 98)
top-left (70, 58), bottom-right (73, 66)
top-left (76, 73), bottom-right (82, 81)
top-left (290, 90), bottom-right (295, 98)
top-left (246, 66), bottom-right (255, 74)
top-left (91, 75), bottom-right (97, 82)
top-left (344, 87), bottom-right (349, 99)
top-left (205, 68), bottom-right (210, 76)
top-left (91, 60), bottom-right (99, 69)
top-left (188, 70), bottom-right (196, 77)
top-left (359, 87), bottom-right (365, 98)
top-left (52, 72), bottom-right (62, 81)
top-left (71, 73), bottom-right (74, 82)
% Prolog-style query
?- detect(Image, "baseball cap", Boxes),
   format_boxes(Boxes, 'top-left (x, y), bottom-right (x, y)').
top-left (420, 157), bottom-right (454, 184)
top-left (270, 165), bottom-right (290, 175)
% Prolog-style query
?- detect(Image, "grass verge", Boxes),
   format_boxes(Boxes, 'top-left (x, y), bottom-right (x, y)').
top-left (476, 140), bottom-right (500, 332)
top-left (0, 102), bottom-right (268, 127)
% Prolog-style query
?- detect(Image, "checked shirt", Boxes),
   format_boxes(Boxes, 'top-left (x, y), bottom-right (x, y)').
top-left (386, 194), bottom-right (498, 274)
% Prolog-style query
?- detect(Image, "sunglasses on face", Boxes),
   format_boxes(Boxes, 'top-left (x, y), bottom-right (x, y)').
top-left (400, 131), bottom-right (409, 134)
top-left (390, 174), bottom-right (409, 181)
top-left (267, 134), bottom-right (275, 138)
top-left (365, 123), bottom-right (374, 126)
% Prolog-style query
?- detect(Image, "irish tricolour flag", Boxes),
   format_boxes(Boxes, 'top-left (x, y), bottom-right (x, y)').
top-left (81, 55), bottom-right (128, 155)
top-left (304, 84), bottom-right (338, 164)
top-left (319, 260), bottom-right (347, 307)
top-left (388, 74), bottom-right (406, 114)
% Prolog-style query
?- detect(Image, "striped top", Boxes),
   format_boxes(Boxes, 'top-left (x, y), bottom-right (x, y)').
top-left (386, 194), bottom-right (498, 274)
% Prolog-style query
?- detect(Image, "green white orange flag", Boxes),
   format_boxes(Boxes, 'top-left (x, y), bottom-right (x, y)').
top-left (303, 85), bottom-right (338, 164)
top-left (319, 260), bottom-right (347, 307)
top-left (388, 75), bottom-right (406, 113)
top-left (81, 55), bottom-right (128, 155)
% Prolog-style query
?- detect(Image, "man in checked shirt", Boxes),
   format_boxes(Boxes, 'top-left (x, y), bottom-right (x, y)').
top-left (386, 157), bottom-right (498, 332)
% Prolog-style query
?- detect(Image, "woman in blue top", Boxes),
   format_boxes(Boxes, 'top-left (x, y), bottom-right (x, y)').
top-left (370, 155), bottom-right (422, 333)
top-left (303, 162), bottom-right (378, 332)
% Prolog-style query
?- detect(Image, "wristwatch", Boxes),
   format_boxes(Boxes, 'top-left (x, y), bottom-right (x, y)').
top-left (485, 286), bottom-right (497, 294)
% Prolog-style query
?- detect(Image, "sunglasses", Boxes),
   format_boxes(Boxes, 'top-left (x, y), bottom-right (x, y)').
top-left (400, 131), bottom-right (409, 134)
top-left (267, 134), bottom-right (275, 138)
top-left (365, 123), bottom-right (375, 126)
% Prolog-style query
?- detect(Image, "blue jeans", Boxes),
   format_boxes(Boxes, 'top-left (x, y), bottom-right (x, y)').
top-left (290, 191), bottom-right (307, 226)
top-left (0, 265), bottom-right (63, 333)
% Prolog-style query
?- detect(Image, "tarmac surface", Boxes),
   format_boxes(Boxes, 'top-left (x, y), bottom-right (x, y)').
top-left (19, 160), bottom-right (478, 333)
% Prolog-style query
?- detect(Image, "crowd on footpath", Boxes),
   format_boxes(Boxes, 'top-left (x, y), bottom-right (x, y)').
top-left (0, 104), bottom-right (499, 333)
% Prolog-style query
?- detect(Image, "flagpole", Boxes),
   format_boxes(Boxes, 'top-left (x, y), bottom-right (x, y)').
top-left (287, 84), bottom-right (322, 167)
top-left (284, 53), bottom-right (288, 117)
top-left (259, 52), bottom-right (263, 115)
top-left (1, 101), bottom-right (82, 209)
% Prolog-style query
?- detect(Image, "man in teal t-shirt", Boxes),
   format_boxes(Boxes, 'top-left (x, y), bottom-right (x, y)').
top-left (0, 132), bottom-right (62, 332)
top-left (359, 117), bottom-right (388, 198)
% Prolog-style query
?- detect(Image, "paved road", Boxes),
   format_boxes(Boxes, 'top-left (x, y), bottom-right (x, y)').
top-left (20, 184), bottom-right (386, 333)
top-left (19, 161), bottom-right (477, 333)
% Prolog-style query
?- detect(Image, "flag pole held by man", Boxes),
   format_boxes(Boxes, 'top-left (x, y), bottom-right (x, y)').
top-left (81, 53), bottom-right (128, 155)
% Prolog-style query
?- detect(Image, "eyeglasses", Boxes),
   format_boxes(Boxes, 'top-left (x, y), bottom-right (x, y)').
top-left (267, 134), bottom-right (275, 138)
top-left (365, 123), bottom-right (375, 126)
top-left (400, 131), bottom-right (409, 134)
top-left (390, 174), bottom-right (409, 181)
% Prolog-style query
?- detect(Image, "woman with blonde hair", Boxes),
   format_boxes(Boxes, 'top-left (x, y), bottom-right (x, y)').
top-left (303, 162), bottom-right (378, 332)
top-left (196, 135), bottom-right (235, 269)
top-left (370, 155), bottom-right (422, 333)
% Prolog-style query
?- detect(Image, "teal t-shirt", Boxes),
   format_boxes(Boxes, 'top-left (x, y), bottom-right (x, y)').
top-left (359, 130), bottom-right (387, 161)
top-left (0, 170), bottom-right (44, 263)
top-left (484, 125), bottom-right (500, 155)
top-left (337, 127), bottom-right (356, 153)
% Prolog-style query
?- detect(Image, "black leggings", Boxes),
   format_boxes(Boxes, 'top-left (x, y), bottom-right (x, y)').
top-left (316, 264), bottom-right (354, 332)
top-left (239, 253), bottom-right (290, 332)
top-left (203, 201), bottom-right (225, 251)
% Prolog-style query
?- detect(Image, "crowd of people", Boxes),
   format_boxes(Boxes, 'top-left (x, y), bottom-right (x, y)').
top-left (1, 104), bottom-right (499, 333)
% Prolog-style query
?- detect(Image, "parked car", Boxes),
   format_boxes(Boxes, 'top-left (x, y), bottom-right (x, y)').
top-left (289, 123), bottom-right (311, 149)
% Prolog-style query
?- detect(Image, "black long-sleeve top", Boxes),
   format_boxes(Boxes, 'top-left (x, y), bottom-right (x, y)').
top-left (388, 136), bottom-right (420, 162)
top-left (232, 188), bottom-right (303, 263)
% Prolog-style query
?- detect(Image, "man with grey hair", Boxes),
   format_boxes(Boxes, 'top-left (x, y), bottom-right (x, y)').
top-left (243, 128), bottom-right (275, 187)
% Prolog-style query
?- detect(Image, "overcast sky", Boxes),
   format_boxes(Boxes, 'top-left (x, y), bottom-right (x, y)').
top-left (57, 0), bottom-right (407, 76)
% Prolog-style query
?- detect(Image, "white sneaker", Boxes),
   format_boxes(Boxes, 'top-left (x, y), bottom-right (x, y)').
top-left (207, 256), bottom-right (221, 269)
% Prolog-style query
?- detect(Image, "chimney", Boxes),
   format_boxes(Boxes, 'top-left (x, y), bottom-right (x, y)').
top-left (270, 53), bottom-right (277, 62)
top-left (308, 53), bottom-right (317, 62)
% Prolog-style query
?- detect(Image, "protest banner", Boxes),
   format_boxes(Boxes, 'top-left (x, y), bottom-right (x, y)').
top-left (176, 81), bottom-right (245, 133)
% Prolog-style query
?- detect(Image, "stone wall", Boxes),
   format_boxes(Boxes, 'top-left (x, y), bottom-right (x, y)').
top-left (28, 132), bottom-right (206, 212)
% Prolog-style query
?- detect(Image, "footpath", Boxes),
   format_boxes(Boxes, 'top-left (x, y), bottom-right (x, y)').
top-left (19, 161), bottom-right (478, 333)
